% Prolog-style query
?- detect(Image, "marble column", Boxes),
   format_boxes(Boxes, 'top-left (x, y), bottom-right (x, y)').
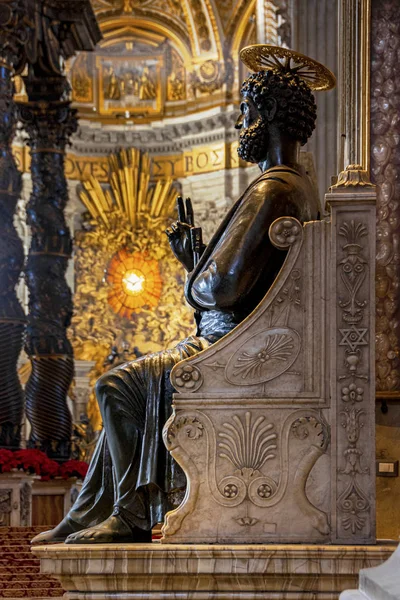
top-left (337, 0), bottom-right (370, 172)
top-left (18, 72), bottom-right (78, 461)
top-left (0, 1), bottom-right (32, 449)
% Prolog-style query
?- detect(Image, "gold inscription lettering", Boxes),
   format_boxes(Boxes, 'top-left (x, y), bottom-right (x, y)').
top-left (185, 155), bottom-right (193, 173)
top-left (196, 152), bottom-right (209, 170)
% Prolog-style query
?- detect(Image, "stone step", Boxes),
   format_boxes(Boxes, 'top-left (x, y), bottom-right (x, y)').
top-left (0, 590), bottom-right (62, 598)
top-left (0, 533), bottom-right (45, 541)
top-left (0, 542), bottom-right (32, 549)
top-left (0, 567), bottom-right (39, 575)
top-left (0, 528), bottom-right (48, 533)
top-left (0, 552), bottom-right (37, 560)
top-left (0, 559), bottom-right (39, 567)
top-left (0, 582), bottom-right (61, 590)
top-left (0, 576), bottom-right (60, 584)
top-left (340, 543), bottom-right (400, 600)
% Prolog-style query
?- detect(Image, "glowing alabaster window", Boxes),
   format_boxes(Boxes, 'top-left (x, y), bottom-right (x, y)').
top-left (106, 249), bottom-right (162, 318)
top-left (122, 270), bottom-right (145, 295)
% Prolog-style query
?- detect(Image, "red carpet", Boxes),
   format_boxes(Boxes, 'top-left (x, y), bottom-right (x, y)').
top-left (0, 528), bottom-right (63, 598)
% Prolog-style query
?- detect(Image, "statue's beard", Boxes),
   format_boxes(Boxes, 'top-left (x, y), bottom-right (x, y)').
top-left (237, 118), bottom-right (268, 164)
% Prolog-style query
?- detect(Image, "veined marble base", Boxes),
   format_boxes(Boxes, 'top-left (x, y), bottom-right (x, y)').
top-left (32, 542), bottom-right (396, 600)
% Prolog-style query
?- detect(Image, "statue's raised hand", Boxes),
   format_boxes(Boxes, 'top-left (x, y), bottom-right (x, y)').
top-left (165, 197), bottom-right (196, 272)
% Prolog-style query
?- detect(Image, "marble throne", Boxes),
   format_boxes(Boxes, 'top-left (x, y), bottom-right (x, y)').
top-left (162, 166), bottom-right (377, 546)
top-left (34, 168), bottom-right (395, 600)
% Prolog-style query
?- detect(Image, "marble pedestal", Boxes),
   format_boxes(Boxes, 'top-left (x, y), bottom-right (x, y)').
top-left (0, 473), bottom-right (35, 526)
top-left (340, 543), bottom-right (400, 600)
top-left (32, 542), bottom-right (395, 600)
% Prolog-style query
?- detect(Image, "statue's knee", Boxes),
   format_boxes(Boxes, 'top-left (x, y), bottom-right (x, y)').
top-left (95, 372), bottom-right (114, 406)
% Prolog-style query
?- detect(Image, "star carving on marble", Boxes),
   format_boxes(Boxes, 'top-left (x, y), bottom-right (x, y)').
top-left (339, 325), bottom-right (368, 352)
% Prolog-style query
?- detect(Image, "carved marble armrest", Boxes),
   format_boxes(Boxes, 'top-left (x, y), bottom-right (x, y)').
top-left (169, 216), bottom-right (320, 400)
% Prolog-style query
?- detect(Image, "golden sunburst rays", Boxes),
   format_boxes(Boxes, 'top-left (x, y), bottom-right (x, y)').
top-left (240, 44), bottom-right (336, 91)
top-left (79, 148), bottom-right (178, 229)
top-left (106, 249), bottom-right (163, 318)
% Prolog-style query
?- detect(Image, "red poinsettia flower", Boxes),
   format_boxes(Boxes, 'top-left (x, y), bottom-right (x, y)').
top-left (59, 460), bottom-right (89, 481)
top-left (14, 449), bottom-right (51, 476)
top-left (0, 449), bottom-right (18, 473)
top-left (0, 450), bottom-right (89, 481)
top-left (40, 458), bottom-right (60, 481)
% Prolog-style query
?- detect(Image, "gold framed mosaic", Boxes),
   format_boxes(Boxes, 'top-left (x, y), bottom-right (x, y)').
top-left (96, 53), bottom-right (164, 117)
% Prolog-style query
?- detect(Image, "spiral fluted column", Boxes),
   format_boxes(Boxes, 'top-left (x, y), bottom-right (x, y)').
top-left (0, 1), bottom-right (33, 449)
top-left (19, 73), bottom-right (78, 460)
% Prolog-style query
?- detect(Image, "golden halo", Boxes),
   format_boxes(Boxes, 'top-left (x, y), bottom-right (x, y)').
top-left (240, 44), bottom-right (336, 91)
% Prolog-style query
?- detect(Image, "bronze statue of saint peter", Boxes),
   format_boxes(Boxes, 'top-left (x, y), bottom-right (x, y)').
top-left (32, 46), bottom-right (335, 545)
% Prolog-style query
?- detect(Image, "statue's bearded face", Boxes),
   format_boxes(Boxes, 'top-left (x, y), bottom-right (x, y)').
top-left (236, 97), bottom-right (268, 164)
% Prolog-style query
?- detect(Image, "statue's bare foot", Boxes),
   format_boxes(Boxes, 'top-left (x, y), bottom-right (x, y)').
top-left (65, 514), bottom-right (152, 544)
top-left (31, 516), bottom-right (84, 544)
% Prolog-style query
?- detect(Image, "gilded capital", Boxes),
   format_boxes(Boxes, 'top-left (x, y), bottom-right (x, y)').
top-left (330, 165), bottom-right (375, 190)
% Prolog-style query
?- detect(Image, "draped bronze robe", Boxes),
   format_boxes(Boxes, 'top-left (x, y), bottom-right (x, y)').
top-left (68, 164), bottom-right (318, 530)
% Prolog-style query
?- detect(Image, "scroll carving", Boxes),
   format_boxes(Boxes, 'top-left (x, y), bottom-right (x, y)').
top-left (162, 408), bottom-right (330, 542)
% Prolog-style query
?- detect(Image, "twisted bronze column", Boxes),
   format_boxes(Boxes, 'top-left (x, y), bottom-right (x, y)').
top-left (0, 1), bottom-right (33, 449)
top-left (19, 73), bottom-right (78, 460)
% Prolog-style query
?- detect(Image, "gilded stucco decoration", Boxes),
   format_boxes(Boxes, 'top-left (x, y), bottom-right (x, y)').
top-left (66, 0), bottom-right (261, 122)
top-left (371, 1), bottom-right (400, 399)
top-left (71, 54), bottom-right (94, 103)
top-left (71, 146), bottom-right (195, 366)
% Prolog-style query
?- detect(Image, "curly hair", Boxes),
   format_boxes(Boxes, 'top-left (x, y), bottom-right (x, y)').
top-left (241, 69), bottom-right (317, 145)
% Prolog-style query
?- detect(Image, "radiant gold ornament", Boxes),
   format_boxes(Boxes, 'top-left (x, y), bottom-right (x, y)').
top-left (240, 44), bottom-right (336, 91)
top-left (79, 148), bottom-right (177, 230)
top-left (72, 147), bottom-right (196, 431)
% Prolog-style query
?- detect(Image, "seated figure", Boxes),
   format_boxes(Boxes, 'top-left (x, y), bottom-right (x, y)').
top-left (33, 49), bottom-right (322, 545)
